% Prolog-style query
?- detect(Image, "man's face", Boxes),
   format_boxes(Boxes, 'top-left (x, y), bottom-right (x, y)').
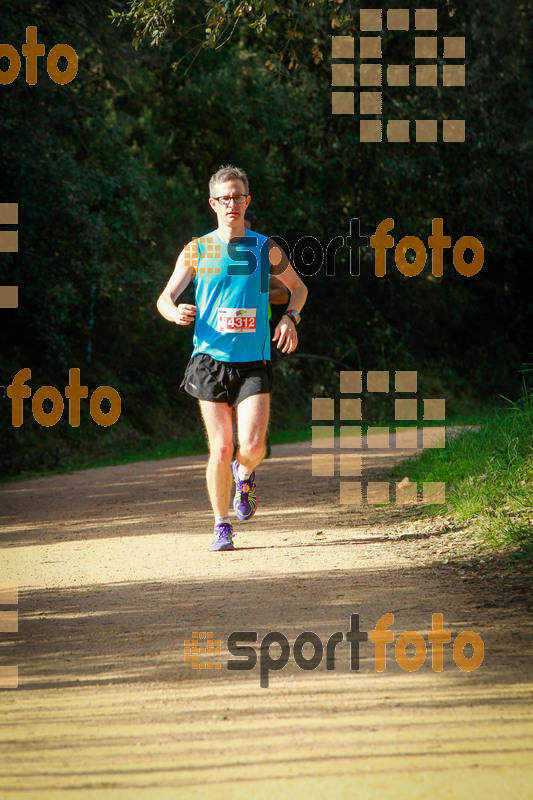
top-left (209, 179), bottom-right (250, 227)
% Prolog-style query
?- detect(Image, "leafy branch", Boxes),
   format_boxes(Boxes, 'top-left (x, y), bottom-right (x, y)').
top-left (110, 0), bottom-right (351, 72)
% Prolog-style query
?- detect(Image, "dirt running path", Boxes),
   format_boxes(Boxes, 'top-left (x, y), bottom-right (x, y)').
top-left (1, 438), bottom-right (532, 799)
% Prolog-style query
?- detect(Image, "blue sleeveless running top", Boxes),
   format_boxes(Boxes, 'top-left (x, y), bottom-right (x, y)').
top-left (191, 229), bottom-right (271, 363)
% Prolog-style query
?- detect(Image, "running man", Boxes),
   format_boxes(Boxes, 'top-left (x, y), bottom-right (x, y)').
top-left (156, 165), bottom-right (308, 551)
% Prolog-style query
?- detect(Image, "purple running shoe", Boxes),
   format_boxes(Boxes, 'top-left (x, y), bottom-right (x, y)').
top-left (210, 522), bottom-right (235, 551)
top-left (232, 460), bottom-right (258, 521)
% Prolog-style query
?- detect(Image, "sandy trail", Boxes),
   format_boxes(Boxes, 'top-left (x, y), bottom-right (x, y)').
top-left (0, 438), bottom-right (532, 799)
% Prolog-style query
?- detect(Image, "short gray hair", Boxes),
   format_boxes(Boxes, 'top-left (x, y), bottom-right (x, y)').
top-left (209, 165), bottom-right (249, 197)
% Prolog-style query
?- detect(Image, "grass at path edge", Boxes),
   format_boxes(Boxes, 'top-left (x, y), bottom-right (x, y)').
top-left (391, 393), bottom-right (533, 566)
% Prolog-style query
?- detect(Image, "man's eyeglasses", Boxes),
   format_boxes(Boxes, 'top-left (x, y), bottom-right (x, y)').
top-left (213, 195), bottom-right (248, 206)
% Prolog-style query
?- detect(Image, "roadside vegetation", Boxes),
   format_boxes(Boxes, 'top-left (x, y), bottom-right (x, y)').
top-left (392, 390), bottom-right (533, 564)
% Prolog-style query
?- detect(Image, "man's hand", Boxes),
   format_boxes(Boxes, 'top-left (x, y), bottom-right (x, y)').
top-left (174, 303), bottom-right (196, 325)
top-left (272, 315), bottom-right (298, 354)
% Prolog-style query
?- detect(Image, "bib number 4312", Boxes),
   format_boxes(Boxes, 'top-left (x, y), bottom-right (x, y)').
top-left (217, 308), bottom-right (257, 333)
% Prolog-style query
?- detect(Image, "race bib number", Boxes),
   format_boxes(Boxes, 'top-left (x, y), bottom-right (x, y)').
top-left (217, 307), bottom-right (257, 333)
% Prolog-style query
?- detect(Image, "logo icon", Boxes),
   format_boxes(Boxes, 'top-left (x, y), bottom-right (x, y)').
top-left (0, 203), bottom-right (19, 309)
top-left (0, 583), bottom-right (18, 689)
top-left (184, 631), bottom-right (222, 670)
top-left (311, 370), bottom-right (446, 505)
top-left (331, 8), bottom-right (466, 143)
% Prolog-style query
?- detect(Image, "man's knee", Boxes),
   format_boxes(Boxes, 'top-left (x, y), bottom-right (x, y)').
top-left (209, 440), bottom-right (234, 464)
top-left (238, 435), bottom-right (266, 462)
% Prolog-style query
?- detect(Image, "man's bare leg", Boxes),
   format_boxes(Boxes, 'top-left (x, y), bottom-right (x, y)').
top-left (198, 400), bottom-right (234, 517)
top-left (235, 392), bottom-right (270, 476)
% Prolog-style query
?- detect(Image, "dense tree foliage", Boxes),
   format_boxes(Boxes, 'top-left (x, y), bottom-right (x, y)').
top-left (0, 0), bottom-right (531, 475)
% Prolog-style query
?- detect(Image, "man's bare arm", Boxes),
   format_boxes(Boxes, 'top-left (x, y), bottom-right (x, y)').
top-left (269, 239), bottom-right (308, 312)
top-left (156, 244), bottom-right (196, 326)
top-left (269, 275), bottom-right (290, 305)
top-left (269, 238), bottom-right (308, 354)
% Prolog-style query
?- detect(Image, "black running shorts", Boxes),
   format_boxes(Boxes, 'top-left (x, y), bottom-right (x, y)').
top-left (180, 353), bottom-right (273, 407)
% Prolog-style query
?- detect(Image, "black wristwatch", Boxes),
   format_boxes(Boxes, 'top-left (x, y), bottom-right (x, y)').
top-left (284, 309), bottom-right (301, 326)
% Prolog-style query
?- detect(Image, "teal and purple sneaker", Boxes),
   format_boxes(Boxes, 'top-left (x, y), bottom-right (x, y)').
top-left (210, 522), bottom-right (235, 551)
top-left (232, 460), bottom-right (258, 521)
